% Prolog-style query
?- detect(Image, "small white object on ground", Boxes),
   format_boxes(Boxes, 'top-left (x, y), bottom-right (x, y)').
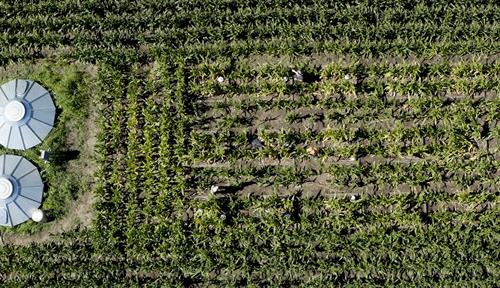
top-left (307, 146), bottom-right (318, 156)
top-left (349, 156), bottom-right (357, 161)
top-left (217, 76), bottom-right (224, 83)
top-left (350, 195), bottom-right (356, 201)
top-left (40, 150), bottom-right (50, 162)
top-left (210, 185), bottom-right (219, 193)
top-left (291, 69), bottom-right (304, 81)
top-left (344, 74), bottom-right (351, 80)
top-left (283, 76), bottom-right (288, 81)
top-left (31, 209), bottom-right (45, 222)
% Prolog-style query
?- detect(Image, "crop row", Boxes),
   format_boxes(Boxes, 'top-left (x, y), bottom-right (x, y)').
top-left (0, 196), bottom-right (497, 286)
top-left (2, 36), bottom-right (499, 66)
top-left (1, 0), bottom-right (499, 64)
top-left (2, 1), bottom-right (498, 33)
top-left (190, 59), bottom-right (500, 80)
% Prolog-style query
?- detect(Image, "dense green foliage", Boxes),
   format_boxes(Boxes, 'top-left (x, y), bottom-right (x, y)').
top-left (0, 0), bottom-right (499, 286)
top-left (1, 0), bottom-right (500, 63)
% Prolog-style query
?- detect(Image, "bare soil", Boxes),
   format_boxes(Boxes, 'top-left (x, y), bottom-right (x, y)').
top-left (244, 53), bottom-right (500, 69)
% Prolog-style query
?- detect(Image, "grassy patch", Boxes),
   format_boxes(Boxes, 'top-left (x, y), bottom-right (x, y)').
top-left (0, 60), bottom-right (94, 233)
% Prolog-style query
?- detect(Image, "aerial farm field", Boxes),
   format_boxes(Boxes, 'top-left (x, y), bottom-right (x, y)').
top-left (0, 0), bottom-right (499, 286)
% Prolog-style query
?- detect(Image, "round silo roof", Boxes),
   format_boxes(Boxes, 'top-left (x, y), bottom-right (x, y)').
top-left (0, 79), bottom-right (56, 150)
top-left (0, 154), bottom-right (44, 227)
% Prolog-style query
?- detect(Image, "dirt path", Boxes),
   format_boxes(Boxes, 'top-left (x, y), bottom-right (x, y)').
top-left (1, 190), bottom-right (94, 245)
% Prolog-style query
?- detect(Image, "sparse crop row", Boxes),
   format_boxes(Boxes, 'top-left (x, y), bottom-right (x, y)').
top-left (190, 58), bottom-right (500, 80)
top-left (188, 121), bottom-right (497, 160)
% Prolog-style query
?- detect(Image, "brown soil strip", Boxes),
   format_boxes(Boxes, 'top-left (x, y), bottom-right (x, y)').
top-left (191, 181), bottom-right (499, 201)
top-left (189, 154), bottom-right (498, 169)
top-left (197, 89), bottom-right (498, 104)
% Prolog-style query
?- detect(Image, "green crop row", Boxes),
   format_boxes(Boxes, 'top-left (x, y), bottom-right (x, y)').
top-left (1, 0), bottom-right (500, 64)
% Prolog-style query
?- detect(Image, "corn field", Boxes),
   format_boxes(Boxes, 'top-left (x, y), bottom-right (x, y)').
top-left (0, 0), bottom-right (499, 286)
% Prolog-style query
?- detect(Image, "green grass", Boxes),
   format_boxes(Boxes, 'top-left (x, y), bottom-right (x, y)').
top-left (0, 60), bottom-right (92, 233)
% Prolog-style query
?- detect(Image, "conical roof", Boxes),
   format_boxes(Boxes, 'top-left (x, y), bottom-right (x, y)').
top-left (0, 79), bottom-right (56, 150)
top-left (0, 154), bottom-right (44, 227)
